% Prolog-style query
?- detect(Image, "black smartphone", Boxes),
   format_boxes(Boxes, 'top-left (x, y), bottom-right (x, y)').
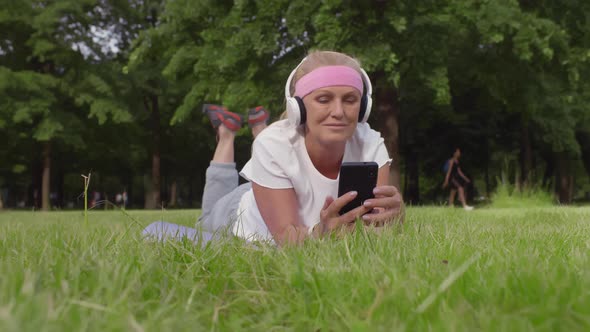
top-left (337, 161), bottom-right (379, 215)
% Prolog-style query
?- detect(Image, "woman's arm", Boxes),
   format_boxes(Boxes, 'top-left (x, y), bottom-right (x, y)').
top-left (377, 163), bottom-right (390, 186)
top-left (251, 183), bottom-right (306, 246)
top-left (253, 182), bottom-right (368, 245)
top-left (458, 167), bottom-right (470, 182)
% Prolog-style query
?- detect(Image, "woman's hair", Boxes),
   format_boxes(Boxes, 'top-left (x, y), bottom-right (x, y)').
top-left (280, 51), bottom-right (363, 120)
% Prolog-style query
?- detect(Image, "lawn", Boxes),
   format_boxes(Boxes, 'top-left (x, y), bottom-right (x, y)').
top-left (1, 207), bottom-right (589, 331)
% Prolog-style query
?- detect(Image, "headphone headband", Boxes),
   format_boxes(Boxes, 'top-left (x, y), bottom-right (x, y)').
top-left (284, 56), bottom-right (373, 126)
top-left (284, 56), bottom-right (305, 104)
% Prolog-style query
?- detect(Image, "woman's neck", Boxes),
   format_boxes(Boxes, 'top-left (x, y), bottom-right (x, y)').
top-left (305, 137), bottom-right (345, 180)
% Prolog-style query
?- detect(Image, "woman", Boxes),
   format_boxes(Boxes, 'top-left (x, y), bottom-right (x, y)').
top-left (442, 148), bottom-right (474, 210)
top-left (144, 51), bottom-right (404, 246)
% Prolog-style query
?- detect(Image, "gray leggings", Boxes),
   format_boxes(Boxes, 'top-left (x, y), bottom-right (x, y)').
top-left (198, 162), bottom-right (251, 232)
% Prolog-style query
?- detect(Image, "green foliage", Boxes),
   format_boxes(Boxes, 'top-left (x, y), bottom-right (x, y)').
top-left (0, 0), bottom-right (99, 146)
top-left (74, 72), bottom-right (133, 125)
top-left (1, 0), bottom-right (590, 206)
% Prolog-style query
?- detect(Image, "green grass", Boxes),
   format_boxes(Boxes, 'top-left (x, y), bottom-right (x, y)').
top-left (1, 207), bottom-right (590, 331)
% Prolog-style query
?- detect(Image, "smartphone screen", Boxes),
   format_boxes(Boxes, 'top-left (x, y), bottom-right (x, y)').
top-left (337, 162), bottom-right (379, 215)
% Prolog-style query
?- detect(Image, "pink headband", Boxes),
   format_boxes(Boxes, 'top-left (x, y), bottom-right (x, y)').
top-left (294, 66), bottom-right (363, 98)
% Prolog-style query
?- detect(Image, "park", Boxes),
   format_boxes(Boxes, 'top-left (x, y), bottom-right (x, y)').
top-left (1, 1), bottom-right (590, 331)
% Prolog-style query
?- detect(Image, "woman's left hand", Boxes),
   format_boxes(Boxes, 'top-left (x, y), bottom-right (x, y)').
top-left (361, 186), bottom-right (404, 226)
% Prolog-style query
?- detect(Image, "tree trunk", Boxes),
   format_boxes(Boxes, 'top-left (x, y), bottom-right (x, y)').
top-left (169, 179), bottom-right (177, 207)
top-left (143, 174), bottom-right (152, 208)
top-left (554, 153), bottom-right (574, 204)
top-left (404, 148), bottom-right (419, 204)
top-left (520, 119), bottom-right (533, 187)
top-left (484, 138), bottom-right (490, 197)
top-left (41, 141), bottom-right (51, 211)
top-left (542, 155), bottom-right (553, 188)
top-left (144, 94), bottom-right (161, 209)
top-left (374, 72), bottom-right (401, 189)
top-left (372, 0), bottom-right (400, 189)
top-left (56, 165), bottom-right (64, 209)
top-left (30, 157), bottom-right (42, 209)
top-left (576, 131), bottom-right (590, 179)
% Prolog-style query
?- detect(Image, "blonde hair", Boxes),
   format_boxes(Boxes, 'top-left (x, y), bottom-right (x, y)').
top-left (280, 51), bottom-right (363, 120)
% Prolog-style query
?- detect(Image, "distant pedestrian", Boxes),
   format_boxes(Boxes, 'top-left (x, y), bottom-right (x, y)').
top-left (115, 193), bottom-right (123, 207)
top-left (91, 191), bottom-right (101, 208)
top-left (443, 148), bottom-right (474, 210)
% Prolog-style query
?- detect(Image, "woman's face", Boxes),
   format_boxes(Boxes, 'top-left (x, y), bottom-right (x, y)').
top-left (302, 85), bottom-right (361, 145)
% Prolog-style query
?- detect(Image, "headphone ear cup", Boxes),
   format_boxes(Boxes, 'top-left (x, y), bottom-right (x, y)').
top-left (295, 97), bottom-right (306, 125)
top-left (359, 95), bottom-right (368, 122)
top-left (286, 97), bottom-right (301, 126)
top-left (286, 97), bottom-right (307, 126)
top-left (361, 96), bottom-right (372, 123)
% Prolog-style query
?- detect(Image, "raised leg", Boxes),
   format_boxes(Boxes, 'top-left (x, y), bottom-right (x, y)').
top-left (212, 125), bottom-right (236, 163)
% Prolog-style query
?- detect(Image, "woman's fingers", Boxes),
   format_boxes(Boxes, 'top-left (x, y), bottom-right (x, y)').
top-left (361, 208), bottom-right (399, 224)
top-left (339, 204), bottom-right (371, 224)
top-left (320, 189), bottom-right (399, 234)
top-left (327, 191), bottom-right (357, 215)
top-left (322, 196), bottom-right (334, 211)
top-left (363, 196), bottom-right (402, 210)
top-left (359, 185), bottom-right (404, 226)
top-left (373, 185), bottom-right (400, 197)
top-left (364, 188), bottom-right (403, 208)
top-left (319, 192), bottom-right (364, 232)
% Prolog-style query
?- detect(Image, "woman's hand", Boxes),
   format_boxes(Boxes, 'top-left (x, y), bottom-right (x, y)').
top-left (360, 186), bottom-right (404, 226)
top-left (442, 181), bottom-right (448, 189)
top-left (312, 191), bottom-right (372, 237)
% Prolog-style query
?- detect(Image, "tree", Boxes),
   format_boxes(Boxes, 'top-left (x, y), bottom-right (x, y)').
top-left (2, 0), bottom-right (590, 208)
top-left (71, 0), bottom-right (177, 209)
top-left (438, 0), bottom-right (589, 202)
top-left (152, 0), bottom-right (465, 194)
top-left (0, 0), bottom-right (98, 210)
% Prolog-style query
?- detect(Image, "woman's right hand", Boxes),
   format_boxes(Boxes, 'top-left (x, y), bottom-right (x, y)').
top-left (313, 191), bottom-right (371, 237)
top-left (442, 181), bottom-right (448, 189)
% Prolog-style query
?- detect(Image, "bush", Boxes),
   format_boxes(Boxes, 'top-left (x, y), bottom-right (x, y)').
top-left (489, 175), bottom-right (555, 208)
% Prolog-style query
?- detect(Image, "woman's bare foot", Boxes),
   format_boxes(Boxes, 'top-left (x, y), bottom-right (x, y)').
top-left (251, 123), bottom-right (267, 138)
top-left (218, 123), bottom-right (236, 141)
top-left (247, 106), bottom-right (270, 138)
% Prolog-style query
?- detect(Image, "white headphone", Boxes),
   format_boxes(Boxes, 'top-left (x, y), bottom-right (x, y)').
top-left (284, 57), bottom-right (373, 126)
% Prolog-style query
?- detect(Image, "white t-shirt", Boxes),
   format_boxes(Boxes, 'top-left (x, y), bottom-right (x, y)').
top-left (232, 119), bottom-right (391, 242)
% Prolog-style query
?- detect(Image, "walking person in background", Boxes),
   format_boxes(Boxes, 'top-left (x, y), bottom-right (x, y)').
top-left (122, 190), bottom-right (128, 208)
top-left (115, 192), bottom-right (123, 208)
top-left (443, 147), bottom-right (474, 211)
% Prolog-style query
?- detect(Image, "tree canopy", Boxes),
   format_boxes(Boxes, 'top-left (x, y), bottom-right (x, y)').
top-left (1, 0), bottom-right (589, 209)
